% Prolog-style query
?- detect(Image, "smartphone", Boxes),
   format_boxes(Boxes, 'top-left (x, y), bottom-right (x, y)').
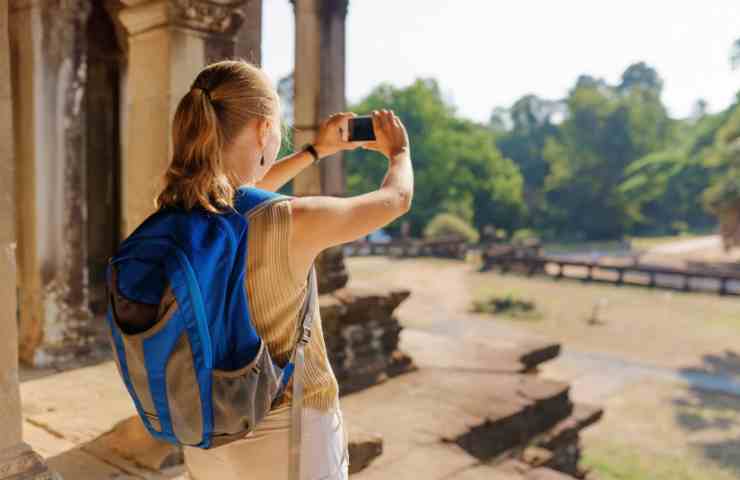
top-left (346, 116), bottom-right (376, 142)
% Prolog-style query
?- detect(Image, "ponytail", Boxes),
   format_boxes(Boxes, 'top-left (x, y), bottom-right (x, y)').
top-left (155, 60), bottom-right (278, 213)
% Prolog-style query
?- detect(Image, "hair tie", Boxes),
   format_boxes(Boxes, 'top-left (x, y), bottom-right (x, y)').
top-left (193, 86), bottom-right (211, 101)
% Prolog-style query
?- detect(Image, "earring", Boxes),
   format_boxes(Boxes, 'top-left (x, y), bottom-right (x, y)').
top-left (260, 154), bottom-right (265, 166)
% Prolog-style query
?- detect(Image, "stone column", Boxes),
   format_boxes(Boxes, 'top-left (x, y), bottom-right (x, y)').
top-left (235, 0), bottom-right (261, 65)
top-left (1, 2), bottom-right (60, 478)
top-left (9, 0), bottom-right (99, 366)
top-left (292, 0), bottom-right (349, 293)
top-left (118, 0), bottom-right (247, 236)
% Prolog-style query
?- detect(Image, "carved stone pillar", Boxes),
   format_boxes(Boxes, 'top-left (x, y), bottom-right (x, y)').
top-left (292, 0), bottom-right (349, 293)
top-left (9, 0), bottom-right (102, 366)
top-left (118, 0), bottom-right (247, 237)
top-left (235, 0), bottom-right (261, 65)
top-left (1, 2), bottom-right (61, 477)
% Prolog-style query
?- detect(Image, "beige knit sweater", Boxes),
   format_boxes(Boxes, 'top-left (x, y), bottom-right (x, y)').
top-left (245, 199), bottom-right (339, 411)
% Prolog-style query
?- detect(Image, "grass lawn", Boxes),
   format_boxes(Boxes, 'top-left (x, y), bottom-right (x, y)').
top-left (583, 442), bottom-right (737, 480)
top-left (581, 380), bottom-right (740, 480)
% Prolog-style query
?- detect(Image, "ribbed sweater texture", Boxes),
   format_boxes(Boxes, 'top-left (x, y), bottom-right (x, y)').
top-left (245, 200), bottom-right (339, 411)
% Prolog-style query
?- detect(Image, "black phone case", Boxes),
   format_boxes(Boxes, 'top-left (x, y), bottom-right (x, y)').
top-left (348, 116), bottom-right (376, 141)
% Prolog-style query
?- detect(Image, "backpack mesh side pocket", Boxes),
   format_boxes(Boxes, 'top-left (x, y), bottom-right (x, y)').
top-left (107, 265), bottom-right (205, 445)
top-left (210, 340), bottom-right (284, 445)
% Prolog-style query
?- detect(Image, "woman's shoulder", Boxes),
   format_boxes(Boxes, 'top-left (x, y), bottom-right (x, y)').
top-left (247, 195), bottom-right (294, 226)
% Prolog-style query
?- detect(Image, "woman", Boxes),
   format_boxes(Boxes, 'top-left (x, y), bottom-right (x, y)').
top-left (156, 59), bottom-right (413, 480)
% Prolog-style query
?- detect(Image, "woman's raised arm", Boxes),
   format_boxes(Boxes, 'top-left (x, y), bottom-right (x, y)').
top-left (255, 112), bottom-right (365, 192)
top-left (289, 110), bottom-right (413, 280)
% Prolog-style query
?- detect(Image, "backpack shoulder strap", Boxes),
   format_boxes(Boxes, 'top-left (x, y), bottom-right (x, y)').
top-left (234, 186), bottom-right (292, 217)
top-left (288, 265), bottom-right (317, 480)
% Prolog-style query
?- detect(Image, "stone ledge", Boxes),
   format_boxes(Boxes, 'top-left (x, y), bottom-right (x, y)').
top-left (347, 428), bottom-right (383, 474)
top-left (0, 443), bottom-right (60, 480)
top-left (536, 403), bottom-right (604, 451)
top-left (400, 329), bottom-right (561, 375)
top-left (495, 459), bottom-right (582, 480)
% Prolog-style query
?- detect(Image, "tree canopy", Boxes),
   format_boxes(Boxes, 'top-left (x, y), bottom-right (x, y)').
top-left (285, 50), bottom-right (739, 243)
top-left (344, 79), bottom-right (525, 237)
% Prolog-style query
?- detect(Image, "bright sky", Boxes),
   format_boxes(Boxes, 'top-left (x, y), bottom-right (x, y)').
top-left (262, 1), bottom-right (740, 123)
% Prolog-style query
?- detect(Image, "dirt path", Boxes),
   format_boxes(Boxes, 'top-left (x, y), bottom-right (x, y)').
top-left (347, 257), bottom-right (536, 343)
top-left (348, 255), bottom-right (740, 478)
top-left (646, 235), bottom-right (722, 255)
top-left (347, 256), bottom-right (740, 402)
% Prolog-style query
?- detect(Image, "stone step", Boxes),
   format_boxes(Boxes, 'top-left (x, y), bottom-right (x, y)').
top-left (493, 459), bottom-right (577, 480)
top-left (517, 340), bottom-right (561, 371)
top-left (320, 286), bottom-right (411, 333)
top-left (347, 429), bottom-right (383, 474)
top-left (494, 459), bottom-right (582, 480)
top-left (527, 468), bottom-right (581, 480)
top-left (322, 284), bottom-right (413, 396)
top-left (451, 405), bottom-right (604, 479)
top-left (528, 403), bottom-right (604, 477)
top-left (336, 348), bottom-right (417, 396)
top-left (326, 325), bottom-right (402, 352)
top-left (448, 375), bottom-right (573, 461)
top-left (401, 329), bottom-right (561, 375)
top-left (536, 403), bottom-right (604, 452)
top-left (426, 459), bottom-right (581, 479)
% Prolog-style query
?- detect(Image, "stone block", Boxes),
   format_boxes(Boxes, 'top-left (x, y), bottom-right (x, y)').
top-left (0, 443), bottom-right (60, 480)
top-left (537, 403), bottom-right (604, 450)
top-left (527, 467), bottom-right (577, 480)
top-left (350, 442), bottom-right (477, 480)
top-left (321, 285), bottom-right (414, 396)
top-left (522, 446), bottom-right (554, 468)
top-left (347, 429), bottom-right (383, 474)
top-left (516, 341), bottom-right (562, 371)
top-left (88, 416), bottom-right (183, 471)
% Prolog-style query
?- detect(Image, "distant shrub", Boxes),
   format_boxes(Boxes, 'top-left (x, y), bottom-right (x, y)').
top-left (671, 221), bottom-right (690, 235)
top-left (511, 228), bottom-right (540, 245)
top-left (472, 291), bottom-right (539, 320)
top-left (424, 213), bottom-right (480, 243)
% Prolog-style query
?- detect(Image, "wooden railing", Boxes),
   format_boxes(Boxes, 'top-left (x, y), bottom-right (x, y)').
top-left (343, 238), bottom-right (469, 259)
top-left (484, 255), bottom-right (740, 296)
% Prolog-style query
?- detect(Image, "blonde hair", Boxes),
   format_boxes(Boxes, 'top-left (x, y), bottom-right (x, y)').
top-left (155, 60), bottom-right (278, 213)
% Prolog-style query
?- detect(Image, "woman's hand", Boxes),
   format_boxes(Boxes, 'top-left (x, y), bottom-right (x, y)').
top-left (313, 112), bottom-right (366, 158)
top-left (362, 110), bottom-right (410, 159)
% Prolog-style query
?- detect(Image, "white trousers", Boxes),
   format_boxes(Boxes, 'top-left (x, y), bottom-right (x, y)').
top-left (184, 405), bottom-right (349, 480)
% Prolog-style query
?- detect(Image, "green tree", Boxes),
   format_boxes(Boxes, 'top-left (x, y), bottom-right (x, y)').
top-left (703, 99), bottom-right (740, 213)
top-left (617, 62), bottom-right (663, 96)
top-left (345, 79), bottom-right (525, 237)
top-left (492, 95), bottom-right (561, 231)
top-left (542, 63), bottom-right (671, 239)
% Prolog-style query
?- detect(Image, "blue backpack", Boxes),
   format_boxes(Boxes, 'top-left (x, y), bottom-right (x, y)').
top-left (105, 186), bottom-right (315, 462)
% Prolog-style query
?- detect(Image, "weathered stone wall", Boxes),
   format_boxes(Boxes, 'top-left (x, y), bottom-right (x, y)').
top-left (9, 0), bottom-right (254, 366)
top-left (322, 287), bottom-right (416, 394)
top-left (10, 0), bottom-right (105, 367)
top-left (0, 0), bottom-right (23, 451)
top-left (236, 0), bottom-right (262, 65)
top-left (0, 3), bottom-right (59, 477)
top-left (85, 0), bottom-right (124, 316)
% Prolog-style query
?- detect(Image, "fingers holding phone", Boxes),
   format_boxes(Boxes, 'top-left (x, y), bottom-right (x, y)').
top-left (362, 110), bottom-right (410, 159)
top-left (314, 112), bottom-right (367, 158)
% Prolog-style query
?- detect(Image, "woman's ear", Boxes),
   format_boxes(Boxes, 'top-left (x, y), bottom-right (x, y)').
top-left (256, 117), bottom-right (271, 149)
